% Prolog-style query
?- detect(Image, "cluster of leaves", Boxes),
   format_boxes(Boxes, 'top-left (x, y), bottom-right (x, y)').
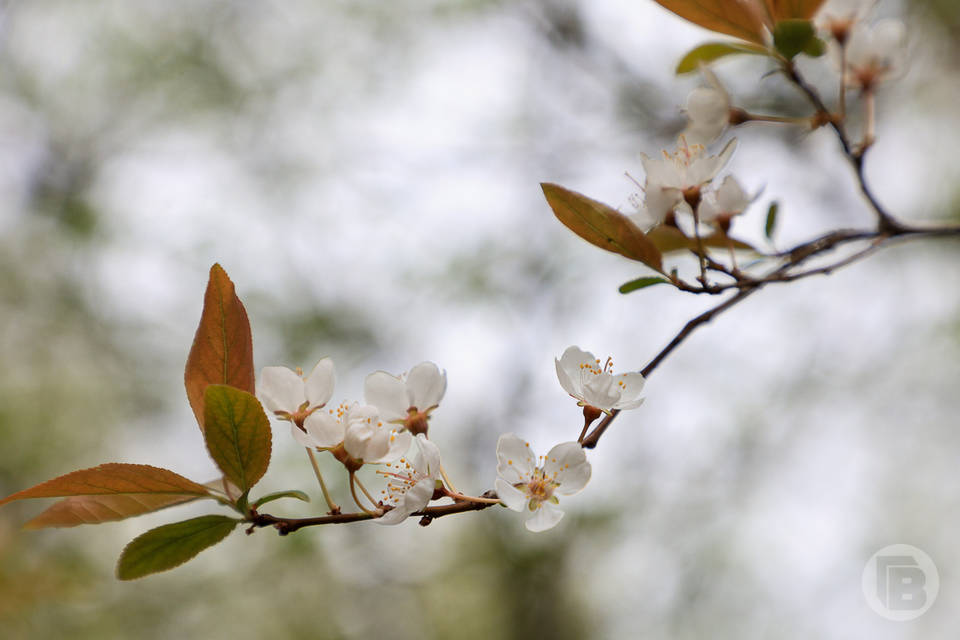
top-left (0, 265), bottom-right (301, 579)
top-left (659, 0), bottom-right (827, 68)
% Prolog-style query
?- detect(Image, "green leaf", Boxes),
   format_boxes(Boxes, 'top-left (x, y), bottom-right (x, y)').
top-left (184, 264), bottom-right (256, 433)
top-left (252, 490), bottom-right (310, 509)
top-left (765, 202), bottom-right (779, 239)
top-left (803, 35), bottom-right (826, 58)
top-left (116, 515), bottom-right (239, 580)
top-left (772, 19), bottom-right (818, 60)
top-left (676, 41), bottom-right (769, 74)
top-left (541, 183), bottom-right (663, 272)
top-left (203, 385), bottom-right (272, 493)
top-left (619, 277), bottom-right (670, 294)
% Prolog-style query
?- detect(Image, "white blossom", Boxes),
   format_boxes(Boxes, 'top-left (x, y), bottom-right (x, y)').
top-left (293, 401), bottom-right (411, 465)
top-left (682, 68), bottom-right (731, 146)
top-left (844, 19), bottom-right (906, 91)
top-left (817, 0), bottom-right (874, 41)
top-left (375, 435), bottom-right (441, 525)
top-left (697, 175), bottom-right (752, 224)
top-left (639, 137), bottom-right (737, 223)
top-left (364, 361), bottom-right (447, 435)
top-left (495, 434), bottom-right (591, 532)
top-left (259, 358), bottom-right (335, 423)
top-left (555, 346), bottom-right (645, 414)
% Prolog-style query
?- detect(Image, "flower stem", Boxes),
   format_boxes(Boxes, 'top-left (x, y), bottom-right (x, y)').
top-left (741, 112), bottom-right (810, 125)
top-left (438, 463), bottom-right (459, 494)
top-left (442, 488), bottom-right (502, 505)
top-left (692, 208), bottom-right (709, 285)
top-left (354, 476), bottom-right (379, 508)
top-left (305, 447), bottom-right (340, 514)
top-left (861, 89), bottom-right (876, 153)
top-left (348, 473), bottom-right (380, 516)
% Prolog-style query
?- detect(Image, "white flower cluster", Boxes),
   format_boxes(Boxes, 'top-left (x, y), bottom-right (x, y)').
top-left (631, 136), bottom-right (751, 232)
top-left (257, 346), bottom-right (646, 532)
top-left (259, 359), bottom-right (447, 524)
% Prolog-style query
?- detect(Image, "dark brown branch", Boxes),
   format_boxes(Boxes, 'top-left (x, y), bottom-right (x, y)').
top-left (249, 492), bottom-right (499, 535)
top-left (581, 223), bottom-right (960, 448)
top-left (581, 287), bottom-right (757, 448)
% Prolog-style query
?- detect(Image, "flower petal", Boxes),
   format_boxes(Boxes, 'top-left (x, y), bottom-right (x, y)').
top-left (556, 346), bottom-right (595, 398)
top-left (555, 357), bottom-right (579, 398)
top-left (344, 415), bottom-right (390, 462)
top-left (412, 434), bottom-right (441, 474)
top-left (375, 477), bottom-right (435, 525)
top-left (683, 86), bottom-right (729, 146)
top-left (644, 184), bottom-right (683, 224)
top-left (371, 429), bottom-right (412, 463)
top-left (290, 423), bottom-right (316, 448)
top-left (374, 504), bottom-right (412, 526)
top-left (612, 372), bottom-right (646, 410)
top-left (304, 358), bottom-right (336, 408)
top-left (406, 361), bottom-right (447, 409)
top-left (715, 175), bottom-right (749, 212)
top-left (526, 502), bottom-right (564, 532)
top-left (582, 371), bottom-right (619, 409)
top-left (495, 478), bottom-right (527, 512)
top-left (689, 137), bottom-right (737, 186)
top-left (496, 433), bottom-right (536, 482)
top-left (303, 411), bottom-right (345, 448)
top-left (544, 441), bottom-right (592, 495)
top-left (258, 366), bottom-right (306, 414)
top-left (363, 371), bottom-right (409, 423)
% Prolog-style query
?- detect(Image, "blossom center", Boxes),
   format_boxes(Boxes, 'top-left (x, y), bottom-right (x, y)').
top-left (403, 407), bottom-right (431, 435)
top-left (579, 356), bottom-right (614, 377)
top-left (329, 442), bottom-right (363, 473)
top-left (523, 467), bottom-right (558, 508)
top-left (378, 457), bottom-right (419, 505)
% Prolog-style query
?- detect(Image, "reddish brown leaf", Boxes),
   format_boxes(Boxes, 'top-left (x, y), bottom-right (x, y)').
top-left (24, 493), bottom-right (203, 529)
top-left (650, 0), bottom-right (825, 44)
top-left (542, 183), bottom-right (663, 272)
top-left (0, 463), bottom-right (212, 510)
top-left (647, 225), bottom-right (758, 254)
top-left (767, 0), bottom-right (825, 21)
top-left (184, 264), bottom-right (255, 432)
top-left (651, 0), bottom-right (770, 43)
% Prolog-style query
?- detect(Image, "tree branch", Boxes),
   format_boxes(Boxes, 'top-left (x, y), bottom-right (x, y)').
top-left (249, 491), bottom-right (499, 535)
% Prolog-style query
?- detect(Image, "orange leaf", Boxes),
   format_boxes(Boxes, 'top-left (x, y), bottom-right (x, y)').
top-left (0, 463), bottom-right (212, 510)
top-left (24, 493), bottom-right (203, 529)
top-left (184, 264), bottom-right (255, 432)
top-left (542, 183), bottom-right (663, 272)
top-left (650, 0), bottom-right (825, 44)
top-left (767, 0), bottom-right (825, 21)
top-left (650, 0), bottom-right (771, 43)
top-left (647, 225), bottom-right (759, 254)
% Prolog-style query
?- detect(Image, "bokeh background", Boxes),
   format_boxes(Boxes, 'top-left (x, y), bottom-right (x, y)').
top-left (1, 0), bottom-right (958, 638)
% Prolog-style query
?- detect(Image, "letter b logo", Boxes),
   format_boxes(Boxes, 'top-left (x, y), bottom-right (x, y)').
top-left (863, 544), bottom-right (938, 621)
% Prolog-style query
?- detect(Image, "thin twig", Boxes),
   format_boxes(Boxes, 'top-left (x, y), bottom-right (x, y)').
top-left (783, 62), bottom-right (904, 233)
top-left (581, 286), bottom-right (758, 449)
